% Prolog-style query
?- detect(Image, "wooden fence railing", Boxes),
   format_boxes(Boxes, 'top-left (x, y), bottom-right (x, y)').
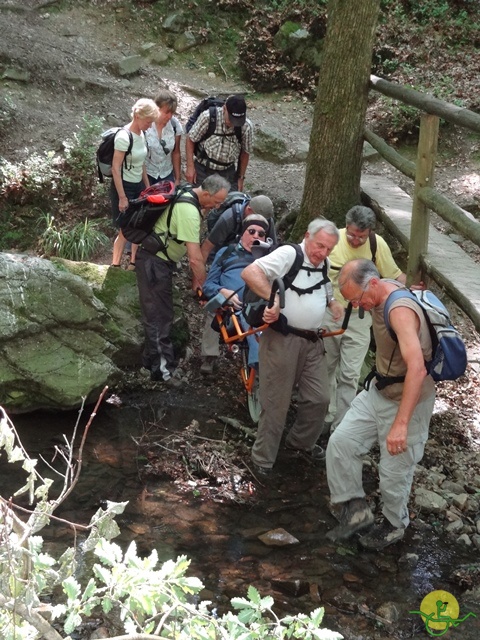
top-left (364, 75), bottom-right (480, 331)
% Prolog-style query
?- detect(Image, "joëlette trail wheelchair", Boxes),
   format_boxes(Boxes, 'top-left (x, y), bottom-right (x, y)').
top-left (203, 278), bottom-right (352, 424)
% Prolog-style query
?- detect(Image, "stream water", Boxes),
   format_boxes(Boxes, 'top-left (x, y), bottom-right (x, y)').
top-left (3, 391), bottom-right (479, 640)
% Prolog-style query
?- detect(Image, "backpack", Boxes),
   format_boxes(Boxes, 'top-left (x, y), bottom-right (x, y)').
top-left (383, 288), bottom-right (467, 382)
top-left (186, 96), bottom-right (243, 166)
top-left (96, 127), bottom-right (133, 183)
top-left (206, 191), bottom-right (250, 233)
top-left (118, 181), bottom-right (201, 259)
top-left (242, 244), bottom-right (330, 327)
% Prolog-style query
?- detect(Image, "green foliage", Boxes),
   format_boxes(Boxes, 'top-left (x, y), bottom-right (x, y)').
top-left (0, 115), bottom-right (103, 208)
top-left (38, 213), bottom-right (109, 261)
top-left (62, 114), bottom-right (104, 198)
top-left (0, 407), bottom-right (343, 640)
top-left (0, 204), bottom-right (40, 252)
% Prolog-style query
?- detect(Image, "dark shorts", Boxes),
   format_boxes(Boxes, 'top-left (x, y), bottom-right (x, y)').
top-left (110, 179), bottom-right (145, 228)
top-left (194, 159), bottom-right (237, 191)
top-left (147, 171), bottom-right (174, 185)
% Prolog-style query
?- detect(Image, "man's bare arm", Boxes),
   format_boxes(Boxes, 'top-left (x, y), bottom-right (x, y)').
top-left (186, 242), bottom-right (207, 291)
top-left (386, 306), bottom-right (427, 455)
top-left (200, 238), bottom-right (215, 263)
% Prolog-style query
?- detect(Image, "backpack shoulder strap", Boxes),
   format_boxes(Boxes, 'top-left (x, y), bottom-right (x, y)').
top-left (232, 201), bottom-right (247, 232)
top-left (369, 231), bottom-right (377, 264)
top-left (199, 106), bottom-right (218, 143)
top-left (283, 243), bottom-right (305, 290)
top-left (383, 289), bottom-right (417, 341)
top-left (165, 187), bottom-right (201, 233)
top-left (215, 243), bottom-right (237, 268)
top-left (234, 126), bottom-right (243, 145)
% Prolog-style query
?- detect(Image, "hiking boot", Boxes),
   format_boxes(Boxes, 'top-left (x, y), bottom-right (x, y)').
top-left (165, 376), bottom-right (183, 389)
top-left (359, 520), bottom-right (405, 550)
top-left (285, 442), bottom-right (326, 462)
top-left (251, 462), bottom-right (272, 478)
top-left (200, 356), bottom-right (216, 375)
top-left (326, 498), bottom-right (374, 542)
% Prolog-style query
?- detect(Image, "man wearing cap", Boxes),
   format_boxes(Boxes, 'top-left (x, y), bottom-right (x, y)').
top-left (186, 94), bottom-right (253, 191)
top-left (200, 215), bottom-right (271, 373)
top-left (201, 194), bottom-right (276, 263)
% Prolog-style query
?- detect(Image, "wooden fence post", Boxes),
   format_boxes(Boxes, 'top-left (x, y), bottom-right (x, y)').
top-left (406, 113), bottom-right (439, 286)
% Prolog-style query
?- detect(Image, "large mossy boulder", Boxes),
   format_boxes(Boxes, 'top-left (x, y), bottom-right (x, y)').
top-left (0, 254), bottom-right (143, 414)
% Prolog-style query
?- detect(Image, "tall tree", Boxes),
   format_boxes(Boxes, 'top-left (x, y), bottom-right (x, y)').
top-left (291, 0), bottom-right (381, 239)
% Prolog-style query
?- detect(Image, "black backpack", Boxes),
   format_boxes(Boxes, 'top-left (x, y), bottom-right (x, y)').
top-left (186, 96), bottom-right (243, 166)
top-left (242, 244), bottom-right (330, 327)
top-left (117, 182), bottom-right (201, 260)
top-left (206, 191), bottom-right (250, 233)
top-left (96, 127), bottom-right (133, 183)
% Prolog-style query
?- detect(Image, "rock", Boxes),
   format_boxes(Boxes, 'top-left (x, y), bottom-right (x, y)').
top-left (441, 480), bottom-right (465, 493)
top-left (89, 626), bottom-right (110, 639)
top-left (173, 32), bottom-right (197, 53)
top-left (0, 254), bottom-right (145, 413)
top-left (451, 493), bottom-right (469, 510)
top-left (139, 42), bottom-right (156, 55)
top-left (258, 528), bottom-right (299, 546)
top-left (163, 12), bottom-right (189, 34)
top-left (445, 519), bottom-right (464, 534)
top-left (457, 533), bottom-right (472, 546)
top-left (377, 601), bottom-right (400, 623)
top-left (253, 125), bottom-right (290, 164)
top-left (114, 55), bottom-right (144, 77)
top-left (362, 141), bottom-right (379, 161)
top-left (3, 67), bottom-right (30, 82)
top-left (472, 534), bottom-right (480, 550)
top-left (447, 233), bottom-right (464, 243)
top-left (271, 579), bottom-right (310, 597)
top-left (326, 585), bottom-right (366, 611)
top-left (427, 471), bottom-right (447, 486)
top-left (292, 140), bottom-right (310, 162)
top-left (477, 519), bottom-right (480, 535)
top-left (398, 553), bottom-right (419, 568)
top-left (445, 508), bottom-right (463, 521)
top-left (414, 488), bottom-right (448, 513)
top-left (149, 48), bottom-right (170, 65)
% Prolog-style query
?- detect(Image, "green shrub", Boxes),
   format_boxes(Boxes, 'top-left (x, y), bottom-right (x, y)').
top-left (38, 213), bottom-right (109, 261)
top-left (63, 114), bottom-right (104, 198)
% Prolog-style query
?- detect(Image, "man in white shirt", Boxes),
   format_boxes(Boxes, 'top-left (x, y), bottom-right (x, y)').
top-left (241, 219), bottom-right (343, 476)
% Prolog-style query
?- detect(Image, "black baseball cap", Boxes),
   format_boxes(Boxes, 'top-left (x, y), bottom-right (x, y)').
top-left (225, 95), bottom-right (247, 127)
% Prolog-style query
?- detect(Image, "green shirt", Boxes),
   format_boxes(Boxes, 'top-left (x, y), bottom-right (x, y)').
top-left (153, 194), bottom-right (201, 263)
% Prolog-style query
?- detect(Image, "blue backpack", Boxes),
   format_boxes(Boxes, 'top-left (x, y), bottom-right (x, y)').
top-left (384, 288), bottom-right (467, 382)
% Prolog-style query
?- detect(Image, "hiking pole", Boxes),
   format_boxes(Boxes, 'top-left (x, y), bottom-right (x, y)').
top-left (214, 277), bottom-right (286, 344)
top-left (320, 302), bottom-right (353, 338)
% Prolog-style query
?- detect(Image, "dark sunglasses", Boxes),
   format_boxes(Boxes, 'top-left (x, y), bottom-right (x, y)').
top-left (247, 228), bottom-right (266, 238)
top-left (160, 139), bottom-right (170, 155)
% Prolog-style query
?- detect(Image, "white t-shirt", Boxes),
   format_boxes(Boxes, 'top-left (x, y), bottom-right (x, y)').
top-left (254, 241), bottom-right (329, 330)
top-left (114, 129), bottom-right (147, 183)
top-left (145, 117), bottom-right (183, 179)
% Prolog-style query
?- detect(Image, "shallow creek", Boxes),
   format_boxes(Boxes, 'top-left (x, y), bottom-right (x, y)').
top-left (4, 392), bottom-right (479, 640)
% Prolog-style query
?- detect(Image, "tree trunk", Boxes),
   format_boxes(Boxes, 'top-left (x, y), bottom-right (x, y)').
top-left (291, 0), bottom-right (381, 239)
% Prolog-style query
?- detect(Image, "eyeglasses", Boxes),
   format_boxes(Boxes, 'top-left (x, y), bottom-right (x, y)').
top-left (160, 139), bottom-right (170, 155)
top-left (346, 232), bottom-right (370, 245)
top-left (246, 228), bottom-right (266, 238)
top-left (350, 283), bottom-right (369, 306)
